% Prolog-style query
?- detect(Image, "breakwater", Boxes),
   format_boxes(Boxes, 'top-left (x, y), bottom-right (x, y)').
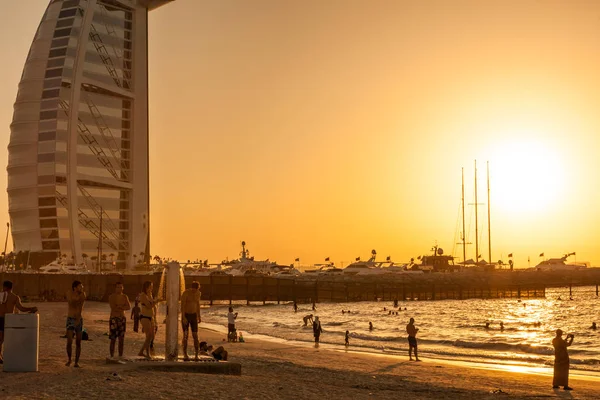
top-left (2, 268), bottom-right (599, 303)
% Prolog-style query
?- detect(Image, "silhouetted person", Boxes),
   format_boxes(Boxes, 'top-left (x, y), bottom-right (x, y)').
top-left (500, 321), bottom-right (504, 332)
top-left (312, 302), bottom-right (316, 311)
top-left (590, 322), bottom-right (597, 330)
top-left (303, 314), bottom-right (313, 326)
top-left (293, 302), bottom-right (297, 313)
top-left (552, 329), bottom-right (573, 390)
top-left (485, 322), bottom-right (490, 329)
top-left (345, 330), bottom-right (350, 346)
top-left (313, 317), bottom-right (322, 343)
top-left (369, 322), bottom-right (373, 331)
top-left (406, 317), bottom-right (420, 361)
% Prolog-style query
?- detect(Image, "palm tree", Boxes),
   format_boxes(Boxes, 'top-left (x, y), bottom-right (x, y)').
top-left (153, 255), bottom-right (161, 264)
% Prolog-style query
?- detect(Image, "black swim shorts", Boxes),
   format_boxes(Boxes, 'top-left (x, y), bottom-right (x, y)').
top-left (408, 336), bottom-right (418, 348)
top-left (0, 317), bottom-right (4, 332)
top-left (182, 313), bottom-right (198, 333)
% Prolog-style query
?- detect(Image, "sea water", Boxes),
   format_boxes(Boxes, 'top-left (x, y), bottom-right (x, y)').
top-left (200, 286), bottom-right (600, 372)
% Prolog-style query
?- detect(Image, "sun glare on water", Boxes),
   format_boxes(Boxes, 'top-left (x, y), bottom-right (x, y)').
top-left (487, 139), bottom-right (566, 216)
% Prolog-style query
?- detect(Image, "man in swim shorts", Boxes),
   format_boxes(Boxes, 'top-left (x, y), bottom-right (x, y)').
top-left (406, 317), bottom-right (420, 361)
top-left (108, 282), bottom-right (131, 358)
top-left (66, 280), bottom-right (86, 367)
top-left (181, 281), bottom-right (201, 361)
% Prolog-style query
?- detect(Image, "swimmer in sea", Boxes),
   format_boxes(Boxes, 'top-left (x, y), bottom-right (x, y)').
top-left (303, 314), bottom-right (314, 326)
top-left (590, 322), bottom-right (597, 330)
top-left (500, 321), bottom-right (505, 332)
top-left (345, 330), bottom-right (350, 346)
top-left (485, 322), bottom-right (490, 329)
top-left (369, 322), bottom-right (373, 331)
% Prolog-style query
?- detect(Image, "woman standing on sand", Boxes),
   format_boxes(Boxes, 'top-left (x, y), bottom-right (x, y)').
top-left (552, 329), bottom-right (574, 391)
top-left (138, 281), bottom-right (155, 359)
top-left (313, 316), bottom-right (323, 343)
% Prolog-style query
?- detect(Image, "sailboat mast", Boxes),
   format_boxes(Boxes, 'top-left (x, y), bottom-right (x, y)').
top-left (487, 161), bottom-right (492, 265)
top-left (474, 160), bottom-right (479, 264)
top-left (461, 167), bottom-right (466, 264)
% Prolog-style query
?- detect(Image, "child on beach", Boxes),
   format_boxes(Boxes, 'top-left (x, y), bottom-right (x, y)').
top-left (345, 330), bottom-right (350, 346)
top-left (131, 300), bottom-right (141, 333)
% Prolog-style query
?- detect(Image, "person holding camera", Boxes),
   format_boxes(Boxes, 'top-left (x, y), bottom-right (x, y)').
top-left (552, 329), bottom-right (574, 390)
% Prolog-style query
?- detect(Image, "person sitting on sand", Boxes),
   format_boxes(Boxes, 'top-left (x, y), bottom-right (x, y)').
top-left (406, 317), bottom-right (420, 361)
top-left (369, 322), bottom-right (373, 331)
top-left (590, 322), bottom-right (597, 330)
top-left (313, 316), bottom-right (323, 343)
top-left (66, 280), bottom-right (86, 367)
top-left (131, 299), bottom-right (141, 333)
top-left (181, 281), bottom-right (202, 360)
top-left (303, 314), bottom-right (313, 326)
top-left (108, 282), bottom-right (131, 359)
top-left (552, 329), bottom-right (574, 390)
top-left (199, 341), bottom-right (228, 361)
top-left (345, 330), bottom-right (350, 346)
top-left (0, 280), bottom-right (38, 364)
top-left (138, 281), bottom-right (156, 359)
top-left (238, 332), bottom-right (245, 343)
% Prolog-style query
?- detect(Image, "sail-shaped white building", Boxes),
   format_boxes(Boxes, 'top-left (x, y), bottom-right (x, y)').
top-left (7, 0), bottom-right (173, 269)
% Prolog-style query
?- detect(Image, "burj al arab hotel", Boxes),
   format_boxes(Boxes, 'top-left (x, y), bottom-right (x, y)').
top-left (7, 0), bottom-right (173, 269)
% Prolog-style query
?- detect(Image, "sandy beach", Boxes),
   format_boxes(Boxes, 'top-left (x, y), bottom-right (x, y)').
top-left (1, 302), bottom-right (599, 400)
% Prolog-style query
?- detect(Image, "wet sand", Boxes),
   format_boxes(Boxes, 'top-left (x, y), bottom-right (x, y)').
top-left (1, 302), bottom-right (599, 400)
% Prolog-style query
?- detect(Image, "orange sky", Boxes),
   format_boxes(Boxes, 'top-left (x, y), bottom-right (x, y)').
top-left (1, 0), bottom-right (599, 268)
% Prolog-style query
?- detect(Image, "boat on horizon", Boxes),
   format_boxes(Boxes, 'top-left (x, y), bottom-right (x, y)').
top-left (529, 253), bottom-right (589, 272)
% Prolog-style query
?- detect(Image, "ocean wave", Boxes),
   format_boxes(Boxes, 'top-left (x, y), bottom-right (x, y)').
top-left (451, 340), bottom-right (554, 355)
top-left (349, 333), bottom-right (403, 342)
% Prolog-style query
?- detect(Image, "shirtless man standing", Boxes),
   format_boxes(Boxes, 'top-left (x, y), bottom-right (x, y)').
top-left (66, 280), bottom-right (86, 367)
top-left (180, 281), bottom-right (201, 361)
top-left (406, 317), bottom-right (420, 361)
top-left (0, 281), bottom-right (38, 364)
top-left (108, 282), bottom-right (131, 359)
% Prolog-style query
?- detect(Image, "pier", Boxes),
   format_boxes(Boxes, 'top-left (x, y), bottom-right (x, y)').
top-left (3, 269), bottom-right (599, 304)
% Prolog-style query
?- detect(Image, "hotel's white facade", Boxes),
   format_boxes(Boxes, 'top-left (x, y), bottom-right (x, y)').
top-left (7, 0), bottom-right (172, 268)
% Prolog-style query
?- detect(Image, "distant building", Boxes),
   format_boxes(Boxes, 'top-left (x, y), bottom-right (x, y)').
top-left (7, 0), bottom-right (174, 269)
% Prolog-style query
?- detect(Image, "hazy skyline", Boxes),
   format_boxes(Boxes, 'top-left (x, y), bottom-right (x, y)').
top-left (2, 0), bottom-right (600, 267)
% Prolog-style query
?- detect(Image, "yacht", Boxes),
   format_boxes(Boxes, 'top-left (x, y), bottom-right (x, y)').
top-left (38, 259), bottom-right (89, 274)
top-left (411, 245), bottom-right (460, 272)
top-left (531, 253), bottom-right (588, 272)
top-left (220, 241), bottom-right (283, 275)
top-left (343, 250), bottom-right (388, 275)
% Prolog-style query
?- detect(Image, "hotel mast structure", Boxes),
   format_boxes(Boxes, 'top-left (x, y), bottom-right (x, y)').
top-left (7, 0), bottom-right (173, 269)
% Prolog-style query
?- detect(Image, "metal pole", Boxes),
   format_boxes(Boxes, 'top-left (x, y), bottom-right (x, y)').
top-left (487, 161), bottom-right (492, 264)
top-left (165, 262), bottom-right (180, 361)
top-left (474, 160), bottom-right (479, 264)
top-left (461, 168), bottom-right (466, 264)
top-left (3, 222), bottom-right (9, 266)
top-left (99, 206), bottom-right (103, 272)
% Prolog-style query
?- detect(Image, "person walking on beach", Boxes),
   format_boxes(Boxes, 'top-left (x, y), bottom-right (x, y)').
top-left (138, 281), bottom-right (156, 359)
top-left (108, 282), bottom-right (131, 359)
top-left (552, 329), bottom-right (574, 390)
top-left (303, 314), bottom-right (313, 326)
top-left (293, 301), bottom-right (298, 313)
top-left (131, 298), bottom-right (140, 333)
top-left (66, 280), bottom-right (86, 367)
top-left (227, 306), bottom-right (238, 342)
top-left (0, 281), bottom-right (38, 364)
top-left (313, 316), bottom-right (323, 343)
top-left (345, 330), bottom-right (350, 346)
top-left (181, 281), bottom-right (201, 360)
top-left (406, 317), bottom-right (420, 361)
